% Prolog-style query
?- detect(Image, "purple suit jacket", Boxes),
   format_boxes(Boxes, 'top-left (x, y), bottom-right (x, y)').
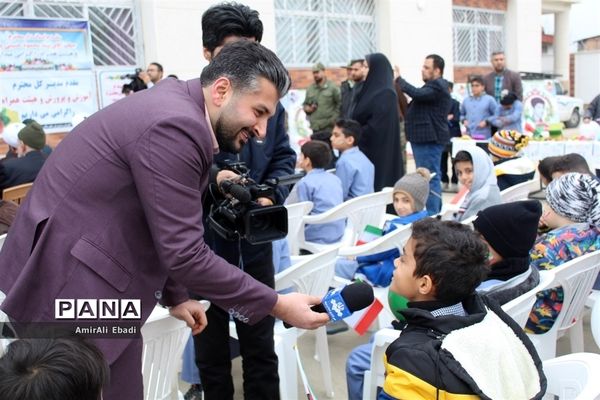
top-left (0, 79), bottom-right (277, 365)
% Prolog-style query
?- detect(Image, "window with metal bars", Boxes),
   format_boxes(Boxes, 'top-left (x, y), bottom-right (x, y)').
top-left (275, 0), bottom-right (376, 68)
top-left (0, 0), bottom-right (141, 67)
top-left (453, 7), bottom-right (505, 66)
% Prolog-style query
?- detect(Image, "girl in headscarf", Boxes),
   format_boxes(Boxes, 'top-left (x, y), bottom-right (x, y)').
top-left (350, 53), bottom-right (404, 191)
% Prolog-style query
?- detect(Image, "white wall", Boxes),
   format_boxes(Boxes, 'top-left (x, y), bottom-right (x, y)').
top-left (139, 0), bottom-right (277, 80)
top-left (574, 50), bottom-right (600, 102)
top-left (376, 0), bottom-right (454, 85)
top-left (506, 0), bottom-right (543, 73)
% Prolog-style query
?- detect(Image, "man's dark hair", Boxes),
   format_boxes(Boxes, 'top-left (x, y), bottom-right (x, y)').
top-left (453, 150), bottom-right (472, 166)
top-left (149, 62), bottom-right (163, 72)
top-left (350, 59), bottom-right (365, 66)
top-left (469, 75), bottom-right (484, 86)
top-left (202, 2), bottom-right (263, 53)
top-left (491, 51), bottom-right (505, 57)
top-left (552, 153), bottom-right (593, 176)
top-left (426, 54), bottom-right (445, 75)
top-left (301, 140), bottom-right (332, 169)
top-left (410, 218), bottom-right (489, 303)
top-left (200, 40), bottom-right (290, 97)
top-left (0, 338), bottom-right (109, 400)
top-left (334, 118), bottom-right (362, 145)
top-left (538, 156), bottom-right (561, 183)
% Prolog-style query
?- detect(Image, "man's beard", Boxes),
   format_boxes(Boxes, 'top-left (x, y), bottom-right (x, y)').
top-left (215, 115), bottom-right (242, 154)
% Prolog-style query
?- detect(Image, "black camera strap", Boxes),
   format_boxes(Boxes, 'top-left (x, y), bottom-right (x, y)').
top-left (237, 237), bottom-right (244, 272)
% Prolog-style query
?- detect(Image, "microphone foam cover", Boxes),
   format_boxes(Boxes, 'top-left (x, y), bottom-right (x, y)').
top-left (340, 281), bottom-right (374, 312)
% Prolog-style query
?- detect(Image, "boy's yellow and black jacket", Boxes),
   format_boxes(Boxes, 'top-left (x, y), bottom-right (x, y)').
top-left (379, 294), bottom-right (546, 400)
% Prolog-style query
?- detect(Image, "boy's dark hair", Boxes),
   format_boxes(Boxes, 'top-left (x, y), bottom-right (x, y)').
top-left (551, 153), bottom-right (593, 176)
top-left (426, 54), bottom-right (445, 75)
top-left (453, 150), bottom-right (472, 166)
top-left (0, 338), bottom-right (109, 400)
top-left (538, 155), bottom-right (561, 183)
top-left (410, 218), bottom-right (489, 304)
top-left (301, 140), bottom-right (332, 169)
top-left (202, 2), bottom-right (263, 53)
top-left (334, 118), bottom-right (362, 145)
top-left (469, 75), bottom-right (484, 86)
top-left (200, 40), bottom-right (290, 97)
top-left (149, 62), bottom-right (163, 73)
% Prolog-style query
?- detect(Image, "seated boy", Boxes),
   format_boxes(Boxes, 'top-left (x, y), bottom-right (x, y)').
top-left (330, 118), bottom-right (375, 200)
top-left (490, 92), bottom-right (523, 132)
top-left (526, 172), bottom-right (600, 333)
top-left (335, 168), bottom-right (430, 284)
top-left (487, 130), bottom-right (535, 190)
top-left (0, 337), bottom-right (108, 400)
top-left (473, 200), bottom-right (542, 305)
top-left (287, 140), bottom-right (345, 245)
top-left (453, 147), bottom-right (502, 221)
top-left (380, 218), bottom-right (545, 399)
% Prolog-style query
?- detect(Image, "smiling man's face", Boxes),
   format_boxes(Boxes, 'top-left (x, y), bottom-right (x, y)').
top-left (214, 77), bottom-right (278, 153)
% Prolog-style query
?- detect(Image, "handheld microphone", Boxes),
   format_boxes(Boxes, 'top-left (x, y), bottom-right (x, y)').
top-left (284, 281), bottom-right (374, 328)
top-left (220, 180), bottom-right (252, 203)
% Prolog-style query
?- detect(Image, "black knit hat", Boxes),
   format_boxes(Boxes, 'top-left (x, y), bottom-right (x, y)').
top-left (473, 200), bottom-right (542, 258)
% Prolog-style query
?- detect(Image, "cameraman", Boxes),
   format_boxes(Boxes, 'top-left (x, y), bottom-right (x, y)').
top-left (193, 4), bottom-right (296, 400)
top-left (139, 62), bottom-right (163, 88)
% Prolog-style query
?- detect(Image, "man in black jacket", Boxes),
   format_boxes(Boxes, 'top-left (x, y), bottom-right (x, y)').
top-left (396, 54), bottom-right (450, 214)
top-left (192, 4), bottom-right (296, 400)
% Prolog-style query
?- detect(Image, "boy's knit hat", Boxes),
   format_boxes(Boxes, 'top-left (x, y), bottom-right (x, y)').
top-left (488, 130), bottom-right (529, 159)
top-left (546, 172), bottom-right (600, 226)
top-left (393, 168), bottom-right (431, 212)
top-left (473, 200), bottom-right (542, 258)
top-left (18, 121), bottom-right (46, 150)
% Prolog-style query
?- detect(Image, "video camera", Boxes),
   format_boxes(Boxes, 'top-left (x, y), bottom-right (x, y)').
top-left (208, 161), bottom-right (291, 245)
top-left (121, 68), bottom-right (147, 94)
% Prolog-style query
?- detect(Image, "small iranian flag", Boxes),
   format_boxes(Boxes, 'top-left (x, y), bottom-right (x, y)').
top-left (343, 297), bottom-right (384, 335)
top-left (355, 225), bottom-right (383, 246)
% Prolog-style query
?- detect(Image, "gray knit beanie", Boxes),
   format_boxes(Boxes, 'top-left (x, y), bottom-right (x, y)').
top-left (393, 168), bottom-right (431, 212)
top-left (546, 172), bottom-right (600, 226)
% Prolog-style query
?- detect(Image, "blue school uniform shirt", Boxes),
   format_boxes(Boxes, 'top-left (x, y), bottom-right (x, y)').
top-left (460, 94), bottom-right (497, 139)
top-left (335, 147), bottom-right (375, 200)
top-left (296, 168), bottom-right (345, 244)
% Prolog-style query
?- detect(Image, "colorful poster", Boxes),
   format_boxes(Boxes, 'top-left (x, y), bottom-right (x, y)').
top-left (522, 81), bottom-right (560, 130)
top-left (280, 89), bottom-right (311, 154)
top-left (0, 17), bottom-right (93, 72)
top-left (96, 67), bottom-right (136, 109)
top-left (0, 71), bottom-right (98, 133)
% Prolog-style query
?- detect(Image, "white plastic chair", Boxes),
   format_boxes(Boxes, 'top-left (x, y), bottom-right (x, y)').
top-left (141, 306), bottom-right (191, 400)
top-left (362, 328), bottom-right (401, 400)
top-left (499, 179), bottom-right (536, 203)
top-left (274, 246), bottom-right (340, 399)
top-left (300, 188), bottom-right (393, 254)
top-left (543, 353), bottom-right (600, 399)
top-left (591, 296), bottom-right (600, 351)
top-left (285, 201), bottom-right (313, 255)
top-left (527, 250), bottom-right (600, 361)
top-left (502, 270), bottom-right (556, 328)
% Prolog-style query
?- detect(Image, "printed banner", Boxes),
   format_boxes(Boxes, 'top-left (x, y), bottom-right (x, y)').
top-left (96, 67), bottom-right (137, 109)
top-left (0, 71), bottom-right (98, 133)
top-left (0, 17), bottom-right (93, 72)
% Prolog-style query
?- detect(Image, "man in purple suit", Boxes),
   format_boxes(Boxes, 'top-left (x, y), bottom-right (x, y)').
top-left (0, 41), bottom-right (328, 399)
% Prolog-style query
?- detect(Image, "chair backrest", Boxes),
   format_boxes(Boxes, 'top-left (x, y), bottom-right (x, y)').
top-left (552, 250), bottom-right (600, 337)
top-left (501, 270), bottom-right (555, 328)
top-left (592, 296), bottom-right (600, 351)
top-left (543, 353), bottom-right (600, 399)
top-left (2, 182), bottom-right (33, 204)
top-left (499, 179), bottom-right (535, 203)
top-left (363, 328), bottom-right (401, 400)
top-left (285, 201), bottom-right (313, 255)
top-left (338, 224), bottom-right (411, 258)
top-left (141, 306), bottom-right (190, 400)
top-left (302, 188), bottom-right (393, 246)
top-left (275, 246), bottom-right (339, 297)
